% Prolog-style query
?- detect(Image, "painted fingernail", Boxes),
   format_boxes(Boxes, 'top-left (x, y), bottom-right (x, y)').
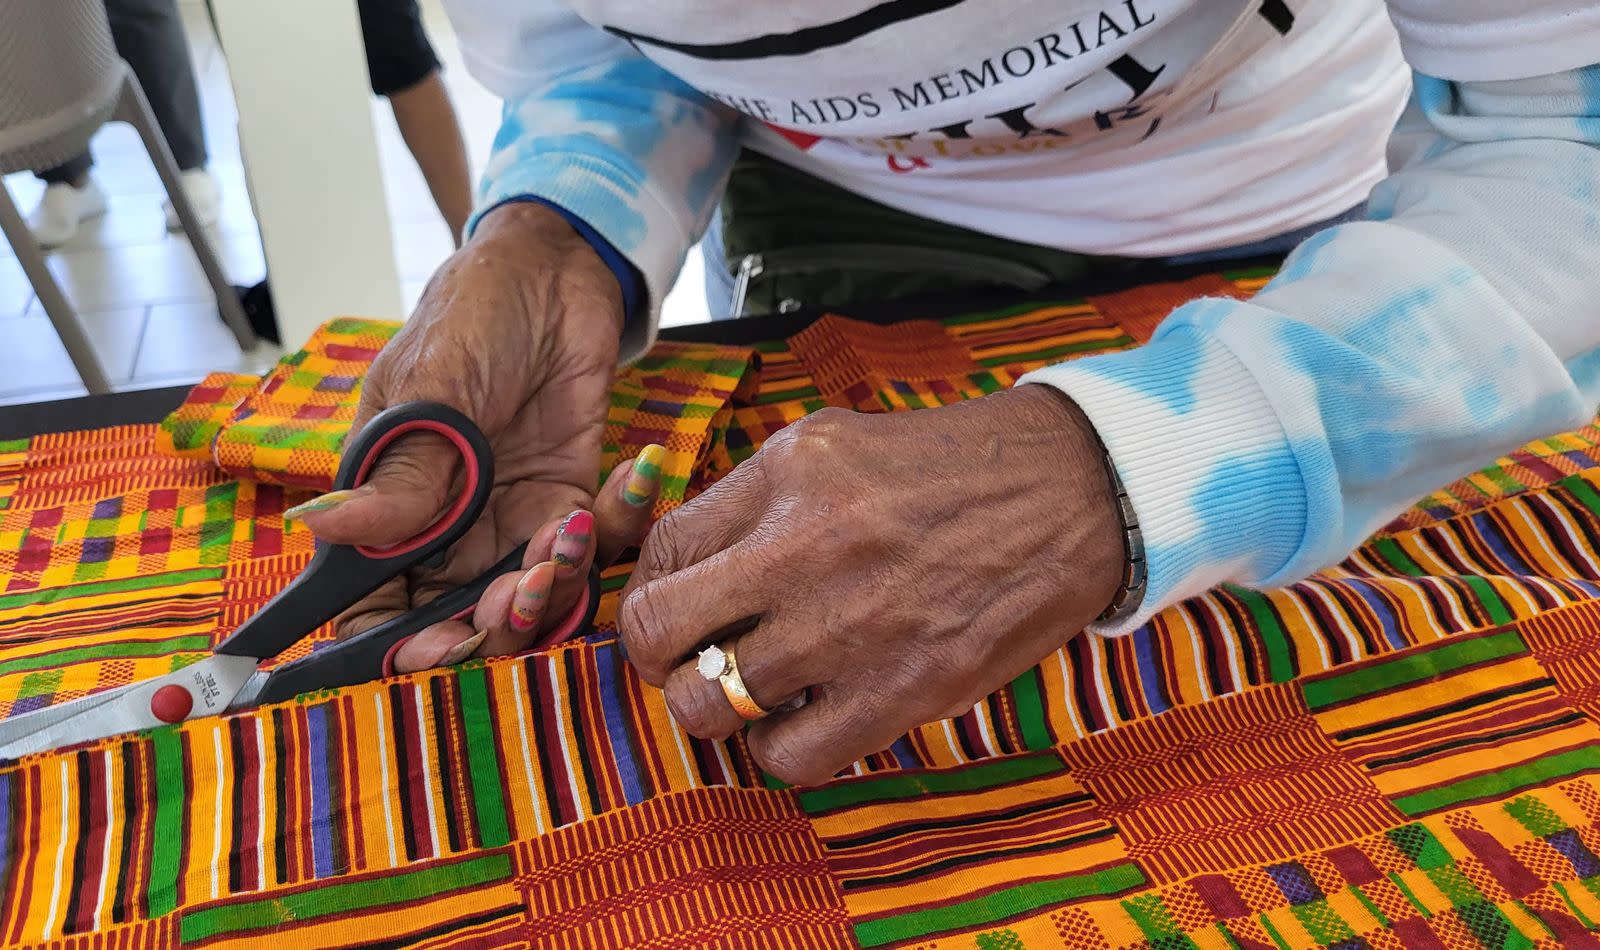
top-left (552, 510), bottom-right (593, 572)
top-left (510, 561), bottom-right (556, 632)
top-left (438, 628), bottom-right (489, 667)
top-left (284, 488), bottom-right (362, 521)
top-left (623, 445), bottom-right (666, 507)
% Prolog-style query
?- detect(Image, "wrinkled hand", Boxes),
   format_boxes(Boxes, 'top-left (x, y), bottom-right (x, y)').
top-left (288, 203), bottom-right (659, 671)
top-left (617, 386), bottom-right (1126, 785)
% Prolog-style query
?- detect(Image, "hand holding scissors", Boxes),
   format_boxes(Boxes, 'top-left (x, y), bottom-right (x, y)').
top-left (0, 400), bottom-right (663, 759)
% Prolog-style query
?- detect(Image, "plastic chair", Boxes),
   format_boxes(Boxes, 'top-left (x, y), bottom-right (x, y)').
top-left (0, 0), bottom-right (255, 395)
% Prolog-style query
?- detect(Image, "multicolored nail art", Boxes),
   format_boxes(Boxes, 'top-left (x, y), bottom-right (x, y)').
top-left (283, 489), bottom-right (362, 521)
top-left (552, 510), bottom-right (593, 571)
top-left (510, 561), bottom-right (556, 632)
top-left (623, 445), bottom-right (666, 507)
top-left (439, 629), bottom-right (488, 666)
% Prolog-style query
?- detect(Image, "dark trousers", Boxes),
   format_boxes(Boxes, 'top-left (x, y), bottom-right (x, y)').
top-left (38, 0), bottom-right (207, 184)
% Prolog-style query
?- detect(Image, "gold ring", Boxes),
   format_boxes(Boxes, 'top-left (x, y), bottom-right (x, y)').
top-left (695, 642), bottom-right (768, 721)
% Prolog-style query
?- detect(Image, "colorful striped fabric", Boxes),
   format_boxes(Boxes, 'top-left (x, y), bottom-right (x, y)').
top-left (5, 269), bottom-right (1600, 947)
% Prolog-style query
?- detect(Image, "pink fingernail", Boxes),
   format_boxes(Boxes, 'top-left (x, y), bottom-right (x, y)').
top-left (552, 510), bottom-right (593, 573)
top-left (510, 561), bottom-right (556, 632)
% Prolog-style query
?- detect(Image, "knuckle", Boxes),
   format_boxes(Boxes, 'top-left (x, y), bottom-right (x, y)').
top-left (617, 585), bottom-right (674, 684)
top-left (636, 514), bottom-right (683, 578)
top-left (665, 676), bottom-right (733, 739)
top-left (754, 731), bottom-right (831, 787)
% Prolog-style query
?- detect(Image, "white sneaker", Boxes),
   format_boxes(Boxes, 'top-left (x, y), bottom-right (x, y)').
top-left (27, 179), bottom-right (109, 248)
top-left (163, 167), bottom-right (221, 232)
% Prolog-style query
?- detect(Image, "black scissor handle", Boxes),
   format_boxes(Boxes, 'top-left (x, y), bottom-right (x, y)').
top-left (216, 401), bottom-right (494, 662)
top-left (250, 562), bottom-right (603, 705)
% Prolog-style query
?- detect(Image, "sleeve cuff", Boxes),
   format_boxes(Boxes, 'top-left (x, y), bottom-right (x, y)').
top-left (477, 197), bottom-right (645, 335)
top-left (1018, 316), bottom-right (1309, 635)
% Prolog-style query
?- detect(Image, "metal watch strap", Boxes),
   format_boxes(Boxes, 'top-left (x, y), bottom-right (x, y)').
top-left (1096, 450), bottom-right (1147, 625)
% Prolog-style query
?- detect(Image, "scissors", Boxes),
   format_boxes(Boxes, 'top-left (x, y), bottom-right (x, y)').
top-left (0, 401), bottom-right (600, 760)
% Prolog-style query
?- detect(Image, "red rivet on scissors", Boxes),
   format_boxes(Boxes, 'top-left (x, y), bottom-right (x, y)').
top-left (150, 685), bottom-right (193, 724)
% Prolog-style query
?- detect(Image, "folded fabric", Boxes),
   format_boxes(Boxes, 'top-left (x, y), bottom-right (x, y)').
top-left (157, 319), bottom-right (760, 520)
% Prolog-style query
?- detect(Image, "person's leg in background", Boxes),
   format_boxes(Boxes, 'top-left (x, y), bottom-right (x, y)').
top-left (359, 0), bottom-right (472, 245)
top-left (27, 0), bottom-right (217, 247)
top-left (28, 152), bottom-right (107, 248)
top-left (107, 0), bottom-right (218, 232)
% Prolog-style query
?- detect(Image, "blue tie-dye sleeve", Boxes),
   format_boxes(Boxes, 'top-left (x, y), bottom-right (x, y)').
top-left (1022, 63), bottom-right (1600, 635)
top-left (443, 0), bottom-right (739, 360)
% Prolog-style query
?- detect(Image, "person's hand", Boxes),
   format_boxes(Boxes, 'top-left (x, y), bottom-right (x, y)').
top-left (286, 202), bottom-right (655, 671)
top-left (617, 385), bottom-right (1127, 785)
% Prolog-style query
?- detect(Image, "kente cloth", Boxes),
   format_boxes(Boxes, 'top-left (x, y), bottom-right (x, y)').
top-left (7, 268), bottom-right (1600, 948)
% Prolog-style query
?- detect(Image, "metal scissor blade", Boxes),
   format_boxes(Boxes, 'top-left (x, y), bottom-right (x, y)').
top-left (0, 654), bottom-right (260, 760)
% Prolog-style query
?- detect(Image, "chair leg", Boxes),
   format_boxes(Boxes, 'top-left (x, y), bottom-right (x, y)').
top-left (114, 72), bottom-right (258, 351)
top-left (0, 182), bottom-right (113, 395)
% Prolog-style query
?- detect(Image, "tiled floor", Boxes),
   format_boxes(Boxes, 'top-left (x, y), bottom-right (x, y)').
top-left (0, 0), bottom-right (710, 408)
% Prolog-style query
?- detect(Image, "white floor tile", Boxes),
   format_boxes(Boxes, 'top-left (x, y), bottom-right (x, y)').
top-left (0, 306), bottom-right (148, 398)
top-left (134, 300), bottom-right (270, 382)
top-left (0, 255), bottom-right (32, 318)
top-left (43, 229), bottom-right (264, 313)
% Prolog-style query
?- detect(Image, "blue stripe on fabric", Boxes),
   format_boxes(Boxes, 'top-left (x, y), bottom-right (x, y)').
top-left (596, 641), bottom-right (648, 805)
top-left (307, 705), bottom-right (334, 878)
top-left (1131, 626), bottom-right (1170, 715)
top-left (1470, 512), bottom-right (1536, 576)
top-left (1347, 578), bottom-right (1405, 651)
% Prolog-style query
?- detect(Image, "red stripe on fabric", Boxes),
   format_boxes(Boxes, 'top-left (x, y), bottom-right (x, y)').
top-left (399, 686), bottom-right (434, 860)
top-left (534, 658), bottom-right (578, 826)
top-left (7, 766), bottom-right (42, 945)
top-left (74, 750), bottom-right (110, 934)
top-left (339, 694), bottom-right (368, 872)
top-left (238, 717), bottom-right (261, 893)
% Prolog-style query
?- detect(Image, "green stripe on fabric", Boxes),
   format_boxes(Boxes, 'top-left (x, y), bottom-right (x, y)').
top-left (1393, 747), bottom-right (1600, 816)
top-left (1554, 881), bottom-right (1597, 929)
top-left (975, 337), bottom-right (1131, 368)
top-left (16, 669), bottom-right (64, 699)
top-left (1229, 586), bottom-right (1293, 682)
top-left (852, 862), bottom-right (1144, 948)
top-left (970, 372), bottom-right (1003, 395)
top-left (798, 752), bottom-right (1062, 814)
top-left (1256, 913), bottom-right (1294, 950)
top-left (1010, 669), bottom-right (1052, 752)
top-left (1222, 264), bottom-right (1279, 281)
top-left (1389, 873), bottom-right (1432, 917)
top-left (1216, 922), bottom-right (1246, 950)
top-left (200, 483), bottom-right (239, 565)
top-left (1460, 576), bottom-right (1514, 627)
top-left (0, 635), bottom-right (214, 676)
top-left (0, 567), bottom-right (223, 610)
top-left (1373, 537), bottom-right (1425, 576)
top-left (1122, 893), bottom-right (1196, 946)
top-left (1505, 795), bottom-right (1567, 838)
top-left (180, 852), bottom-right (513, 941)
top-left (457, 667), bottom-right (510, 848)
top-left (1301, 630), bottom-right (1527, 710)
top-left (601, 572), bottom-right (629, 594)
top-left (148, 728), bottom-right (185, 918)
top-left (0, 437), bottom-right (30, 453)
top-left (942, 299), bottom-right (1083, 326)
top-left (1562, 476), bottom-right (1600, 518)
top-left (755, 385), bottom-right (822, 404)
top-left (1352, 886), bottom-right (1389, 927)
top-left (1290, 898), bottom-right (1356, 946)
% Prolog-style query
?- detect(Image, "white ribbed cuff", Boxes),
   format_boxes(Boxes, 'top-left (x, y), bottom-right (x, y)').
top-left (1019, 326), bottom-right (1308, 635)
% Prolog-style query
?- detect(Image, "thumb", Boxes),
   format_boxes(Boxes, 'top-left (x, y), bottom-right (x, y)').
top-left (285, 431), bottom-right (460, 547)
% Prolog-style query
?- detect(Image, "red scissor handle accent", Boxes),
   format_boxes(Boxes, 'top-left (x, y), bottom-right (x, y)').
top-left (350, 418), bottom-right (483, 559)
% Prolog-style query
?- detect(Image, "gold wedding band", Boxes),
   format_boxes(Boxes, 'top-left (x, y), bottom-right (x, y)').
top-left (695, 642), bottom-right (768, 721)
